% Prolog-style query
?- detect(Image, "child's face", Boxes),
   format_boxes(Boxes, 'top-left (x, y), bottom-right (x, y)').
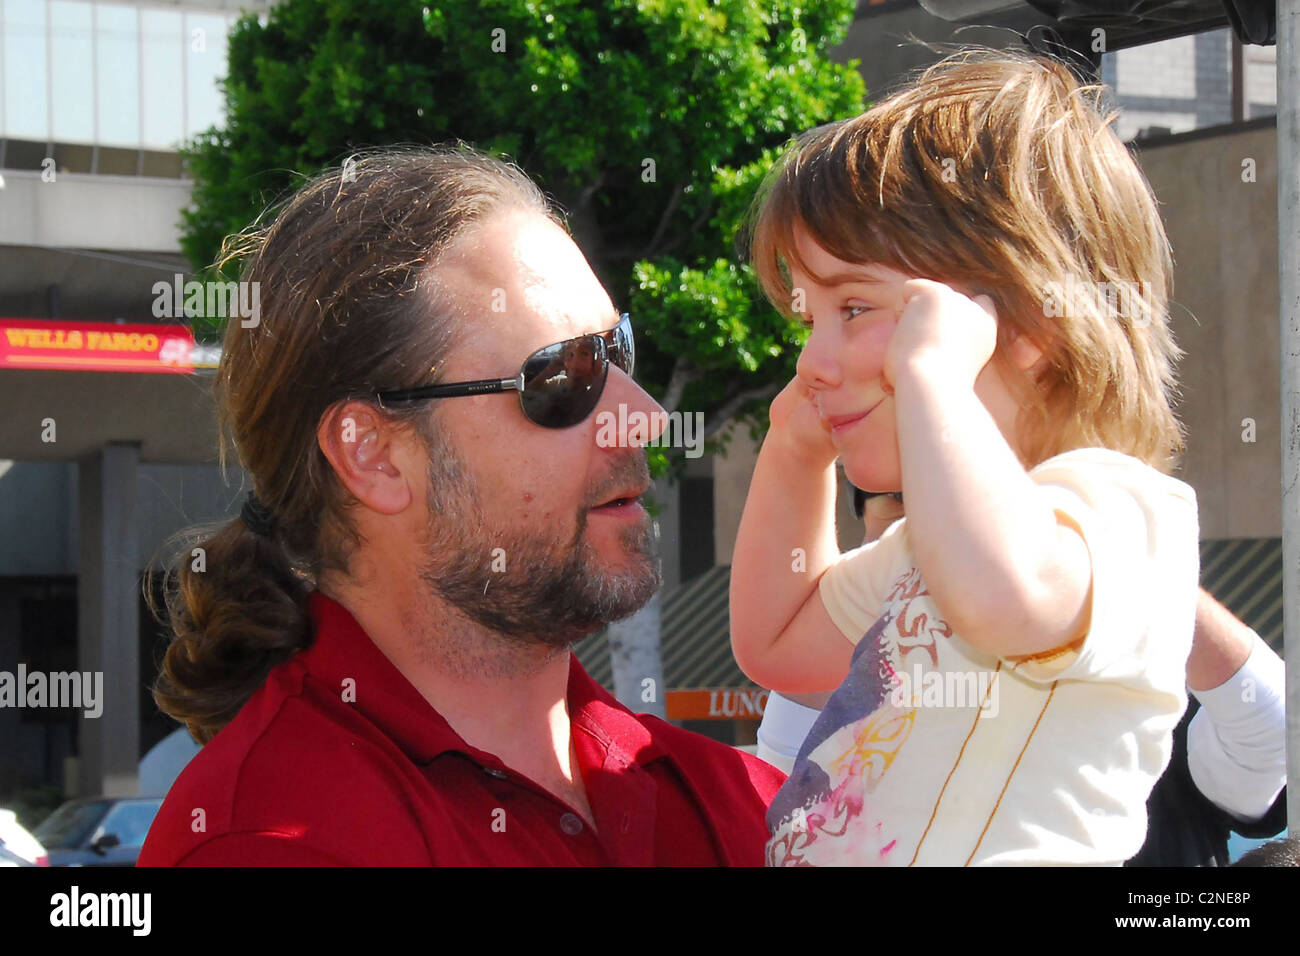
top-left (788, 226), bottom-right (1030, 491)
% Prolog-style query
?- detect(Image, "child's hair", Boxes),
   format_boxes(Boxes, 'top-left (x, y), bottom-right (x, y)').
top-left (747, 48), bottom-right (1184, 472)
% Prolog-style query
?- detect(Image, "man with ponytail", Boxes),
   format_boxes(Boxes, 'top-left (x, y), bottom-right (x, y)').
top-left (138, 148), bottom-right (783, 866)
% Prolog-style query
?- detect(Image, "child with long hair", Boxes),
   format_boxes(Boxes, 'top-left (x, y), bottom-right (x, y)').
top-left (731, 50), bottom-right (1199, 865)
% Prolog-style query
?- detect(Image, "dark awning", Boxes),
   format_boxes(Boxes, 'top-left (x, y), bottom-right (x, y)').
top-left (1201, 538), bottom-right (1283, 651)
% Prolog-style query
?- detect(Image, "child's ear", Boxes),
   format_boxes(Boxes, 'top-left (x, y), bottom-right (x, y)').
top-left (1004, 326), bottom-right (1044, 372)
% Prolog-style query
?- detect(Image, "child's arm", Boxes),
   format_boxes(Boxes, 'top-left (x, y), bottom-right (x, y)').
top-left (888, 279), bottom-right (1092, 659)
top-left (729, 379), bottom-right (855, 693)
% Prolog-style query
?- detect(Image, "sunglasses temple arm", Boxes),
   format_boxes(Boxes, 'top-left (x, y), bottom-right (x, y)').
top-left (376, 376), bottom-right (520, 404)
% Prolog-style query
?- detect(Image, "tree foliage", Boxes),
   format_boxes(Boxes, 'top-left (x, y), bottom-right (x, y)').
top-left (182, 0), bottom-right (866, 470)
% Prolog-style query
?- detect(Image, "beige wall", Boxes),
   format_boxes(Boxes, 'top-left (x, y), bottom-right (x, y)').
top-left (712, 437), bottom-right (754, 567)
top-left (1138, 124), bottom-right (1281, 539)
top-left (711, 122), bottom-right (1283, 559)
top-left (713, 434), bottom-right (864, 566)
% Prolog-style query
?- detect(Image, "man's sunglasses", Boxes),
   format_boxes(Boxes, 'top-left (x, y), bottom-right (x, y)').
top-left (375, 313), bottom-right (635, 429)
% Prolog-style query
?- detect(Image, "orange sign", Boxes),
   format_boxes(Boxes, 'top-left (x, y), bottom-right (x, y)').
top-left (0, 319), bottom-right (198, 373)
top-left (666, 688), bottom-right (770, 721)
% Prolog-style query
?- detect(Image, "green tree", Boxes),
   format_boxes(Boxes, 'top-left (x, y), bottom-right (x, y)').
top-left (183, 0), bottom-right (865, 462)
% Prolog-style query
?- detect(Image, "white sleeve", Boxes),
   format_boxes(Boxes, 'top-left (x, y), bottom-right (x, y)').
top-left (754, 692), bottom-right (822, 775)
top-left (1187, 630), bottom-right (1287, 822)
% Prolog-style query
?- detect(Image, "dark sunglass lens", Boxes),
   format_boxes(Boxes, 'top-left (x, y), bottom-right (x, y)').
top-left (519, 340), bottom-right (607, 428)
top-left (616, 318), bottom-right (635, 376)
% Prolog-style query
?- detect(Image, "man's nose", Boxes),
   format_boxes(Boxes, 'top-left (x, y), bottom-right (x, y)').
top-left (795, 325), bottom-right (841, 390)
top-left (600, 367), bottom-right (667, 446)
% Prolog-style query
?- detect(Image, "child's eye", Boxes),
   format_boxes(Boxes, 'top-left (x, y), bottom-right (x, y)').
top-left (844, 303), bottom-right (894, 321)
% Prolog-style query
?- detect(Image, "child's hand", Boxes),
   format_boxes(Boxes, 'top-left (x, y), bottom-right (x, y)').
top-left (883, 279), bottom-right (998, 391)
top-left (768, 377), bottom-right (837, 467)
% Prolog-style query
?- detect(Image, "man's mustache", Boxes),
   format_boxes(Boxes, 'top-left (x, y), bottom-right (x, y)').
top-left (582, 451), bottom-right (651, 510)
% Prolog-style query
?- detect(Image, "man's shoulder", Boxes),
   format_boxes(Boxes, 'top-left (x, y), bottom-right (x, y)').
top-left (139, 667), bottom-right (428, 866)
top-left (635, 711), bottom-right (786, 801)
top-left (569, 658), bottom-right (786, 802)
top-left (621, 711), bottom-right (784, 865)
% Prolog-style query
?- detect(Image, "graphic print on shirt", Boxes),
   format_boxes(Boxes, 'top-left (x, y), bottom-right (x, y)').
top-left (766, 567), bottom-right (952, 866)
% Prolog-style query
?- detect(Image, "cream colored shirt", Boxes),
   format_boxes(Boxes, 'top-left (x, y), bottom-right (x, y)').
top-left (764, 448), bottom-right (1199, 866)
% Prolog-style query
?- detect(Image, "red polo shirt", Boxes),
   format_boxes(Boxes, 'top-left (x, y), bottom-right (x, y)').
top-left (139, 592), bottom-right (784, 866)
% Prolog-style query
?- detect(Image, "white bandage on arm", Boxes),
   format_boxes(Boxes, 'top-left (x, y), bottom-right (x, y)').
top-left (1187, 630), bottom-right (1287, 822)
top-left (755, 692), bottom-right (822, 775)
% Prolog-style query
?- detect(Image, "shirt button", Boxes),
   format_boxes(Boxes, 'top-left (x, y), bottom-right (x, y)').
top-left (483, 767), bottom-right (509, 779)
top-left (559, 813), bottom-right (584, 836)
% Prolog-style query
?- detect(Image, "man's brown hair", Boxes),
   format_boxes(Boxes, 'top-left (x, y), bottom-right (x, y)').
top-left (148, 147), bottom-right (557, 744)
top-left (748, 48), bottom-right (1184, 471)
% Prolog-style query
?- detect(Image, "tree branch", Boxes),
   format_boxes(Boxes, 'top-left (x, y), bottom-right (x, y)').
top-left (660, 355), bottom-right (701, 413)
top-left (653, 202), bottom-right (715, 260)
top-left (643, 183), bottom-right (685, 260)
top-left (574, 171), bottom-right (608, 212)
top-left (703, 382), bottom-right (781, 440)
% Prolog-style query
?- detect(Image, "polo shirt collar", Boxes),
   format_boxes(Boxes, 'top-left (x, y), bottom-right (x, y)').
top-left (303, 591), bottom-right (665, 769)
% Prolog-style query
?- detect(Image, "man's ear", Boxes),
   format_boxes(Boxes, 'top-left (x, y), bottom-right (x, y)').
top-left (316, 401), bottom-right (413, 517)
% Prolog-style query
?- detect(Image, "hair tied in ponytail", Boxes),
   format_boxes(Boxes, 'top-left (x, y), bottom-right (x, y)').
top-left (240, 493), bottom-right (277, 538)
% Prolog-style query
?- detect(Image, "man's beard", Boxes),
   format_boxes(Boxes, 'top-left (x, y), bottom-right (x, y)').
top-left (416, 439), bottom-right (661, 649)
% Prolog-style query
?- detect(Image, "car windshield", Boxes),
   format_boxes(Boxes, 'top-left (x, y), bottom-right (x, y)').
top-left (33, 799), bottom-right (111, 849)
top-left (96, 800), bottom-right (162, 849)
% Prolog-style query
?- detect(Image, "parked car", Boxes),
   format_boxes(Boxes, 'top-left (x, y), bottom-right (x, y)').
top-left (32, 797), bottom-right (162, 867)
top-left (0, 809), bottom-right (49, 866)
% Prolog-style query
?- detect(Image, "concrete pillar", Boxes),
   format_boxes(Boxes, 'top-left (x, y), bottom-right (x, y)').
top-left (76, 442), bottom-right (140, 797)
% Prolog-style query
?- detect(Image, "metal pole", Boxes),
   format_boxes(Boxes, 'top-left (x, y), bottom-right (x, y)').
top-left (1278, 0), bottom-right (1300, 828)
